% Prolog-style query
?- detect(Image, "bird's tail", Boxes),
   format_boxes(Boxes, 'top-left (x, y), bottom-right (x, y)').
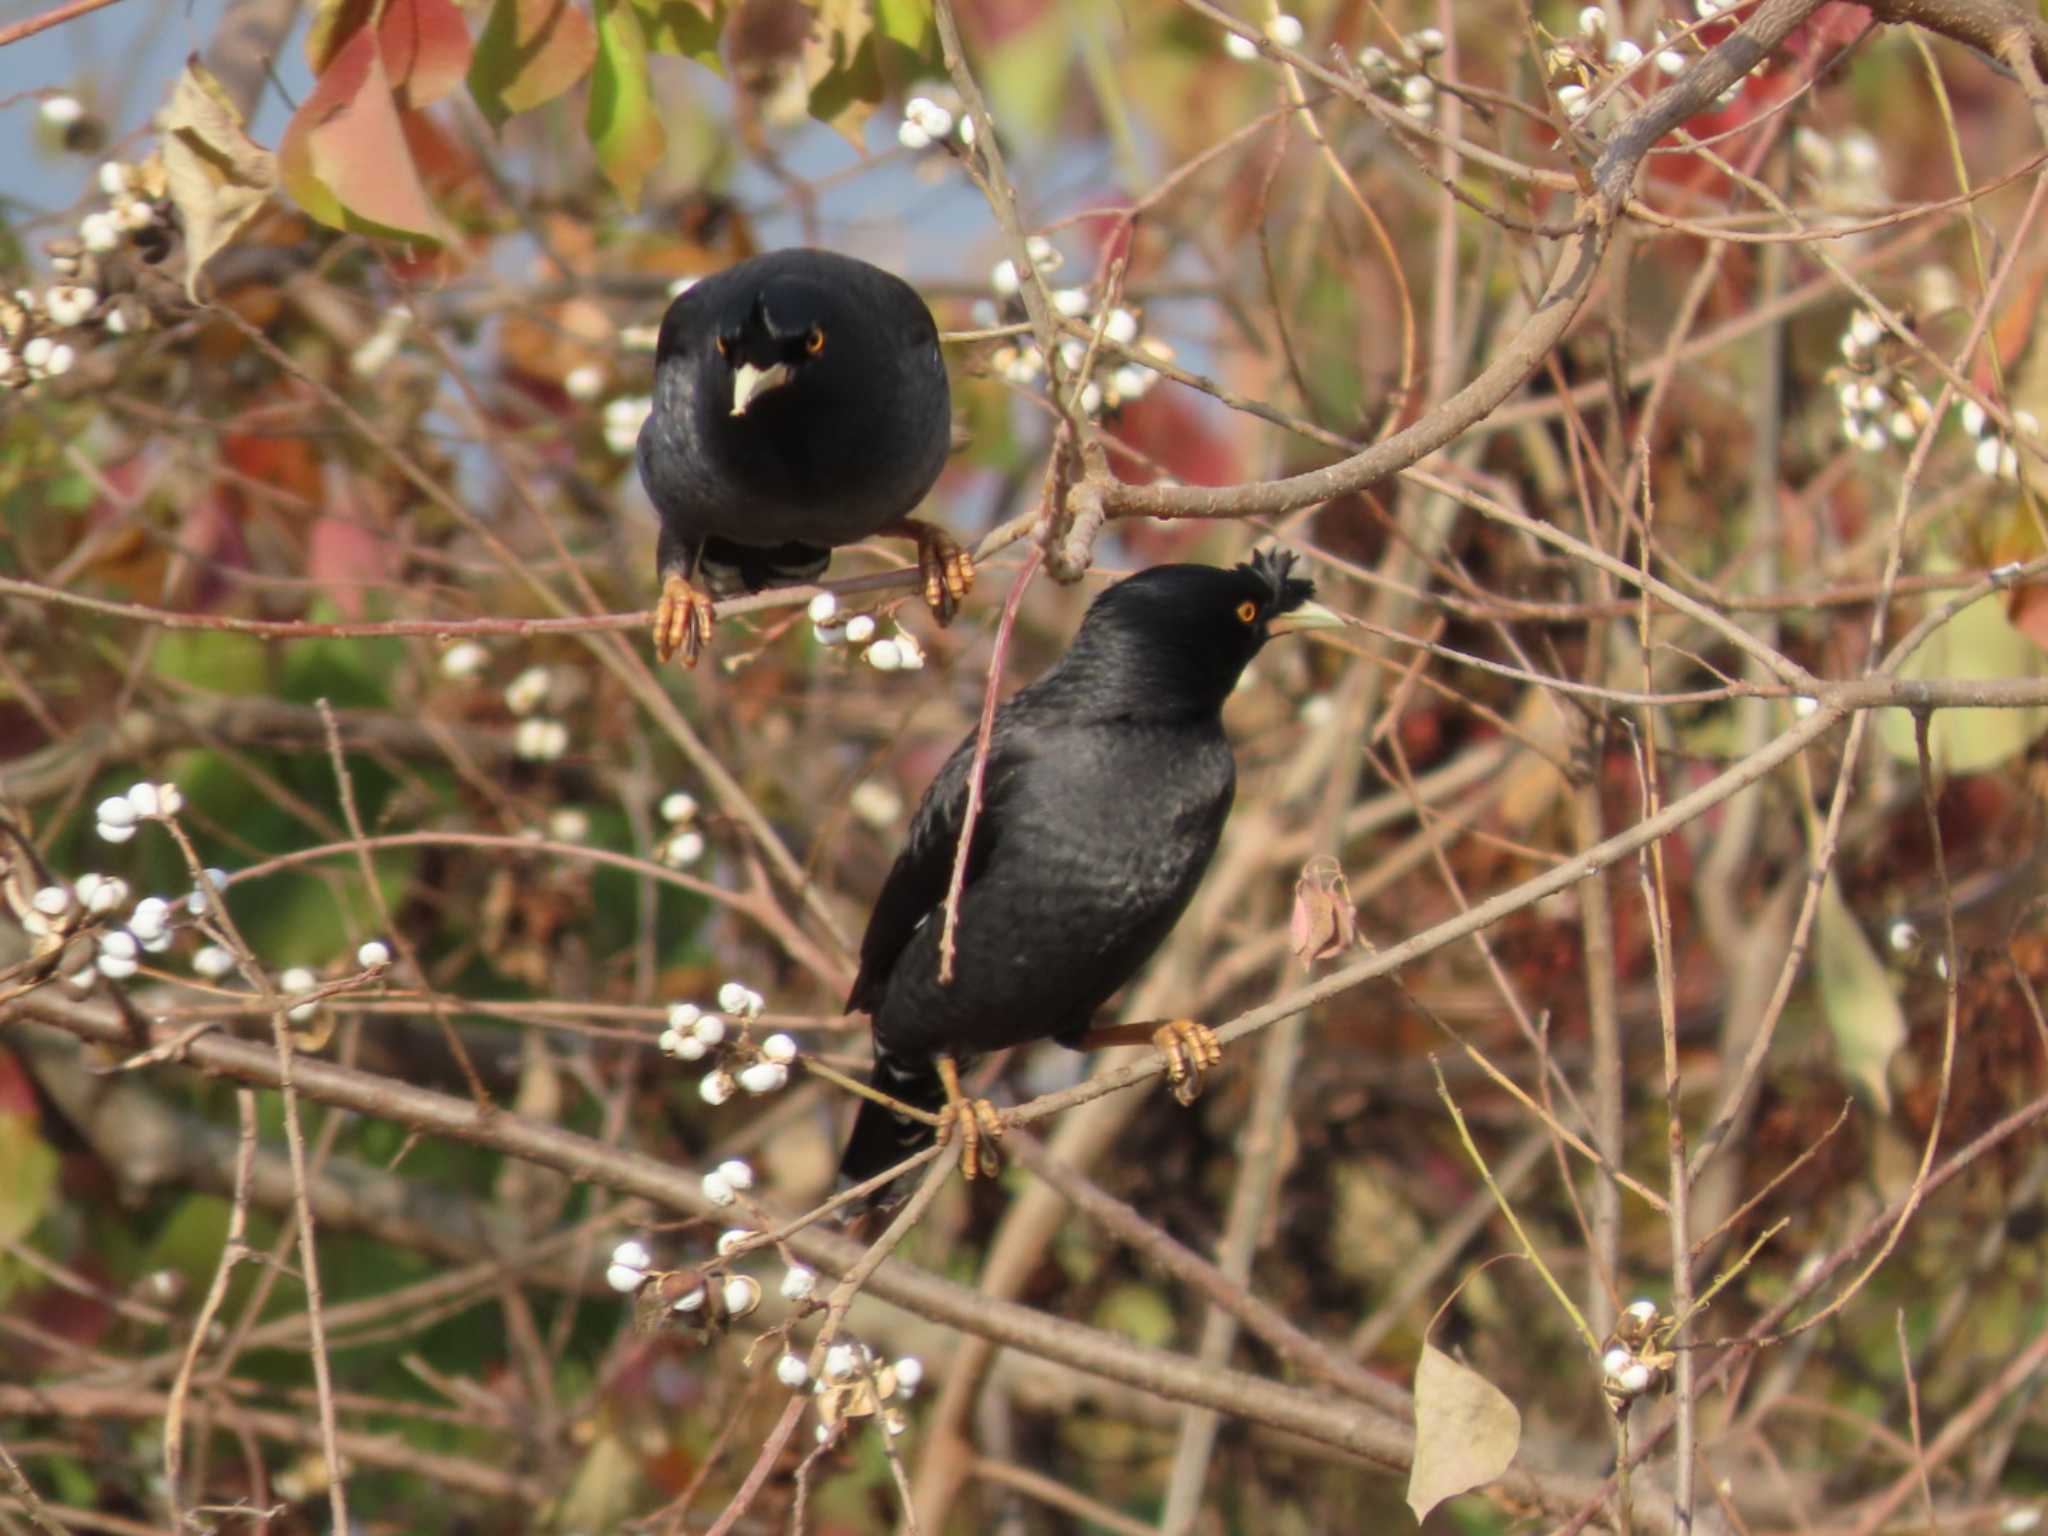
top-left (837, 1053), bottom-right (947, 1207)
top-left (700, 537), bottom-right (831, 595)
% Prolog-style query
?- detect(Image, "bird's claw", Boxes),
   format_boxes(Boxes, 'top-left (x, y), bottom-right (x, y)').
top-left (937, 1096), bottom-right (1005, 1179)
top-left (1153, 1020), bottom-right (1221, 1107)
top-left (654, 573), bottom-right (715, 667)
top-left (899, 518), bottom-right (974, 625)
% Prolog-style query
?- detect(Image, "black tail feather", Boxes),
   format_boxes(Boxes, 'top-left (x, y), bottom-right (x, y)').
top-left (700, 536), bottom-right (831, 595)
top-left (837, 1054), bottom-right (946, 1207)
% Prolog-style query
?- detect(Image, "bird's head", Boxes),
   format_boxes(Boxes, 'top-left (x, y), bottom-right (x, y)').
top-left (716, 286), bottom-right (831, 417)
top-left (1062, 549), bottom-right (1344, 716)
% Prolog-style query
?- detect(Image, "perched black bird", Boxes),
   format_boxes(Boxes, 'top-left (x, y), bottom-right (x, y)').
top-left (636, 248), bottom-right (969, 666)
top-left (837, 550), bottom-right (1341, 1197)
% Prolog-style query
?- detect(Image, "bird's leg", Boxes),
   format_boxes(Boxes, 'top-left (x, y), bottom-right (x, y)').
top-left (1072, 1019), bottom-right (1222, 1108)
top-left (653, 573), bottom-right (716, 667)
top-left (802, 1057), bottom-right (945, 1124)
top-left (653, 533), bottom-right (716, 667)
top-left (934, 1053), bottom-right (1004, 1179)
top-left (879, 517), bottom-right (974, 625)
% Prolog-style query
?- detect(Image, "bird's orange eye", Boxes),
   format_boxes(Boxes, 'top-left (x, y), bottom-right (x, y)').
top-left (806, 326), bottom-right (826, 355)
top-left (716, 336), bottom-right (734, 361)
top-left (1235, 600), bottom-right (1258, 624)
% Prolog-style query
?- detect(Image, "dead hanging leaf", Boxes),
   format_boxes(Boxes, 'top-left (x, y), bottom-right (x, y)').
top-left (1408, 1343), bottom-right (1521, 1523)
top-left (1290, 855), bottom-right (1358, 968)
top-left (817, 1361), bottom-right (898, 1427)
top-left (1814, 874), bottom-right (1905, 1112)
top-left (158, 58), bottom-right (280, 302)
top-left (799, 0), bottom-right (883, 146)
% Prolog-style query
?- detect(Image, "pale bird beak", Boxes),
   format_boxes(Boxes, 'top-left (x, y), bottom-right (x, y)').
top-left (731, 361), bottom-right (794, 416)
top-left (1267, 601), bottom-right (1346, 636)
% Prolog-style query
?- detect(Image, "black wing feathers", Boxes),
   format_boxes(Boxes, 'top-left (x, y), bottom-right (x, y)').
top-left (846, 730), bottom-right (1017, 1013)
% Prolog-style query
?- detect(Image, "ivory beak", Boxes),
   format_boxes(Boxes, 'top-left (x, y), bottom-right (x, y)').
top-left (731, 361), bottom-right (794, 416)
top-left (1267, 601), bottom-right (1346, 636)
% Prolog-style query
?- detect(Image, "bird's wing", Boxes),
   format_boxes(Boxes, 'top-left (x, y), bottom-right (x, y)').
top-left (847, 727), bottom-right (1023, 1013)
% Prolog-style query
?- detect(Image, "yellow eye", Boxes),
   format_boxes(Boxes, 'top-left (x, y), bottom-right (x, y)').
top-left (716, 336), bottom-right (734, 361)
top-left (1235, 600), bottom-right (1259, 624)
top-left (806, 326), bottom-right (826, 355)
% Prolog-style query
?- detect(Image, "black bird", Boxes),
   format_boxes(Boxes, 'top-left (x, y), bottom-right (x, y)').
top-left (837, 550), bottom-right (1342, 1197)
top-left (636, 248), bottom-right (970, 667)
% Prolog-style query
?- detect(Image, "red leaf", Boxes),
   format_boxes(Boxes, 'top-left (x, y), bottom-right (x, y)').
top-left (310, 471), bottom-right (394, 619)
top-left (380, 0), bottom-right (474, 108)
top-left (279, 21), bottom-right (451, 242)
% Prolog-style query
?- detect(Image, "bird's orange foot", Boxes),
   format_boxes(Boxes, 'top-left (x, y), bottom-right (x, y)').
top-left (1153, 1019), bottom-right (1221, 1107)
top-left (654, 573), bottom-right (715, 667)
top-left (887, 517), bottom-right (974, 625)
top-left (936, 1095), bottom-right (1005, 1180)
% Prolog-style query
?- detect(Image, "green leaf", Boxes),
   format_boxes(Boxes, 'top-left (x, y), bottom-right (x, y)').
top-left (152, 630), bottom-right (268, 694)
top-left (976, 2), bottom-right (1068, 143)
top-left (0, 1113), bottom-right (57, 1245)
top-left (588, 0), bottom-right (666, 206)
top-left (469, 0), bottom-right (598, 128)
top-left (1408, 1343), bottom-right (1521, 1523)
top-left (1876, 579), bottom-right (2048, 774)
top-left (875, 0), bottom-right (932, 52)
top-left (1091, 1281), bottom-right (1175, 1348)
top-left (634, 0), bottom-right (721, 68)
top-left (1815, 875), bottom-right (1905, 1111)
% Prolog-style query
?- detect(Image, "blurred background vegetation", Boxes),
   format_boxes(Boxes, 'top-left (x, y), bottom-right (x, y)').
top-left (6, 0), bottom-right (2048, 1531)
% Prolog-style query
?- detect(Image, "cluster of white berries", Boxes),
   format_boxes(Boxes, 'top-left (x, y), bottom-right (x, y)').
top-left (21, 861), bottom-right (227, 988)
top-left (602, 394), bottom-right (652, 457)
top-left (1833, 307), bottom-right (1934, 456)
top-left (605, 1237), bottom-right (656, 1293)
top-left (805, 593), bottom-right (928, 672)
top-left (1223, 12), bottom-right (1304, 59)
top-left (1886, 916), bottom-right (1953, 980)
top-left (805, 1338), bottom-right (924, 1439)
top-left (1961, 399), bottom-right (2040, 484)
top-left (604, 1236), bottom-right (764, 1320)
top-left (975, 239), bottom-right (1170, 420)
top-left (700, 1154), bottom-right (757, 1207)
top-left (1836, 373), bottom-right (1929, 455)
top-left (1355, 28), bottom-right (1448, 123)
top-left (1544, 7), bottom-right (1720, 127)
top-left (1792, 125), bottom-right (1885, 213)
top-left (94, 780), bottom-right (183, 844)
top-left (657, 790), bottom-right (704, 868)
top-left (1599, 1298), bottom-right (1666, 1409)
top-left (501, 664), bottom-right (573, 762)
top-left (273, 941), bottom-right (391, 1022)
top-left (659, 983), bottom-right (797, 1103)
top-left (896, 86), bottom-right (974, 153)
top-left (849, 779), bottom-right (903, 830)
top-left (3, 144), bottom-right (170, 391)
top-left (590, 287), bottom-right (669, 455)
top-left (440, 640), bottom-right (491, 682)
top-left (348, 311), bottom-right (411, 379)
top-left (21, 794), bottom-right (400, 1008)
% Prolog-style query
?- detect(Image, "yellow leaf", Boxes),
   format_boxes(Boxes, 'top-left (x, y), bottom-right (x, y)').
top-left (1876, 571), bottom-right (2048, 775)
top-left (158, 58), bottom-right (280, 302)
